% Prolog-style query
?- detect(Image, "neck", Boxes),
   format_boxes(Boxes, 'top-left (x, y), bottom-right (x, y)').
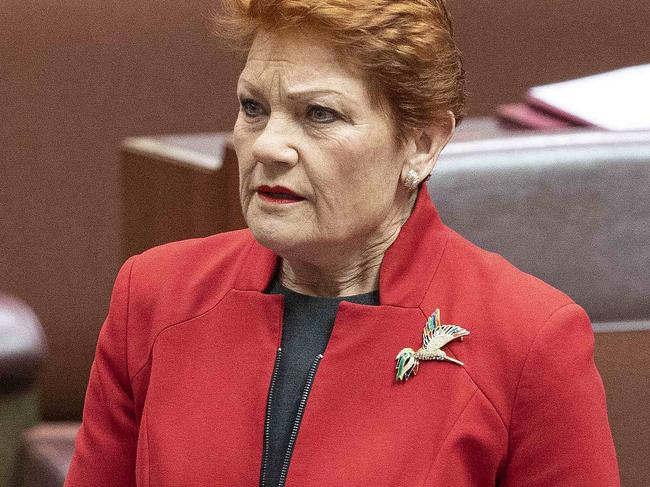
top-left (279, 190), bottom-right (417, 297)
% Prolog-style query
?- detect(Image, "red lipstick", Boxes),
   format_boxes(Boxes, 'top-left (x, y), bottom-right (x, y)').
top-left (257, 185), bottom-right (306, 204)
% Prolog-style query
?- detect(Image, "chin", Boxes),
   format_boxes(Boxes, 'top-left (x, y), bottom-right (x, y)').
top-left (245, 199), bottom-right (313, 253)
top-left (247, 216), bottom-right (302, 255)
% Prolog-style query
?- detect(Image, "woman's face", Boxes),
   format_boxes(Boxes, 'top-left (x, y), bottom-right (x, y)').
top-left (233, 28), bottom-right (413, 264)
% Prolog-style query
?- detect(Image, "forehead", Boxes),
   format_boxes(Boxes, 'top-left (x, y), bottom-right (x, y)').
top-left (238, 29), bottom-right (366, 95)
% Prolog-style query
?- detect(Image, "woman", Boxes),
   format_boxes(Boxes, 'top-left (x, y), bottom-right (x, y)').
top-left (65, 1), bottom-right (619, 486)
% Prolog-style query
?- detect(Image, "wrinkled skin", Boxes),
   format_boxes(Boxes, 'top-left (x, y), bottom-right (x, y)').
top-left (233, 28), bottom-right (454, 296)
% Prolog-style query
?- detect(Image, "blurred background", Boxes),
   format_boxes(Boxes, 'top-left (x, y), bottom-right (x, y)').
top-left (2, 1), bottom-right (649, 486)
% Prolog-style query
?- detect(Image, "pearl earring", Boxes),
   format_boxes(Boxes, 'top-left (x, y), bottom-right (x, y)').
top-left (403, 169), bottom-right (419, 190)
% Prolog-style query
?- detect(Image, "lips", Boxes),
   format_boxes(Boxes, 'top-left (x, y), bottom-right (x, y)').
top-left (257, 185), bottom-right (306, 204)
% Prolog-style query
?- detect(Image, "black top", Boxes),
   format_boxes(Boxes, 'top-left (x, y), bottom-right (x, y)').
top-left (264, 276), bottom-right (379, 486)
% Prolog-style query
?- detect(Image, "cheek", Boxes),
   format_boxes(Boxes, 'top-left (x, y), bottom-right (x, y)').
top-left (310, 137), bottom-right (400, 234)
top-left (232, 125), bottom-right (256, 210)
top-left (317, 135), bottom-right (380, 190)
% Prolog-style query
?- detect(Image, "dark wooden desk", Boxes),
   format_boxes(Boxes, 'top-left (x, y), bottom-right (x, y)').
top-left (121, 132), bottom-right (244, 259)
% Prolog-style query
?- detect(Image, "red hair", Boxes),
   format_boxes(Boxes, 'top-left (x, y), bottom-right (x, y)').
top-left (213, 0), bottom-right (467, 143)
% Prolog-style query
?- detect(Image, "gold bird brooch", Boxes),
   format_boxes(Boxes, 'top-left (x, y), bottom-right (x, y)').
top-left (395, 308), bottom-right (469, 382)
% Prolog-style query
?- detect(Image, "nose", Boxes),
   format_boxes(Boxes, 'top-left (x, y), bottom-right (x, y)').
top-left (251, 113), bottom-right (299, 167)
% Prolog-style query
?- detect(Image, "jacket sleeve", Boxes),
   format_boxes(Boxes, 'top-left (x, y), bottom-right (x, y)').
top-left (65, 256), bottom-right (139, 486)
top-left (500, 303), bottom-right (620, 486)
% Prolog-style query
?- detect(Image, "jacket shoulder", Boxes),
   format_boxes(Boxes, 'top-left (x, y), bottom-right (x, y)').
top-left (433, 227), bottom-right (576, 338)
top-left (123, 229), bottom-right (255, 375)
top-left (432, 231), bottom-right (616, 484)
top-left (129, 229), bottom-right (254, 322)
top-left (424, 228), bottom-right (586, 426)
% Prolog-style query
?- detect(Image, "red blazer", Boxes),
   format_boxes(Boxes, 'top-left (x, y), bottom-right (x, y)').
top-left (65, 187), bottom-right (619, 486)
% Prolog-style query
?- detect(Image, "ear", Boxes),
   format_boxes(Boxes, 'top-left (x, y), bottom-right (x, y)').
top-left (400, 111), bottom-right (455, 186)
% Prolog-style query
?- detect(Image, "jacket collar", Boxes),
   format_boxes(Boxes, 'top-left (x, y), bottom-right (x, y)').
top-left (234, 185), bottom-right (449, 308)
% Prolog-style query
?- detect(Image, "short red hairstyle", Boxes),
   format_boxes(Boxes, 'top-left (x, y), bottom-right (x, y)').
top-left (213, 0), bottom-right (467, 143)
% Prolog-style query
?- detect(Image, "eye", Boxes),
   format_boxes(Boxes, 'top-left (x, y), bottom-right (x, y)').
top-left (307, 105), bottom-right (339, 124)
top-left (240, 98), bottom-right (264, 118)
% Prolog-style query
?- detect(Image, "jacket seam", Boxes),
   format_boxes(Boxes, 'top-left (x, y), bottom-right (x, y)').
top-left (124, 255), bottom-right (137, 395)
top-left (454, 359), bottom-right (509, 433)
top-left (414, 307), bottom-right (509, 433)
top-left (128, 235), bottom-right (252, 383)
top-left (416, 228), bottom-right (450, 309)
top-left (146, 410), bottom-right (151, 487)
top-left (414, 228), bottom-right (509, 431)
top-left (421, 387), bottom-right (480, 486)
top-left (129, 287), bottom-right (236, 382)
top-left (411, 226), bottom-right (449, 315)
top-left (232, 239), bottom-right (263, 291)
top-left (226, 230), bottom-right (258, 287)
top-left (504, 301), bottom-right (577, 462)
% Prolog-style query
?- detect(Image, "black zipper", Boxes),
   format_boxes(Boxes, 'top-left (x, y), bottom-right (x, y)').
top-left (260, 350), bottom-right (323, 487)
top-left (260, 347), bottom-right (283, 487)
top-left (277, 353), bottom-right (323, 487)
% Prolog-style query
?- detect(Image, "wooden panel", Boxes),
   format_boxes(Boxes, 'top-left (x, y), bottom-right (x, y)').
top-left (121, 134), bottom-right (245, 258)
top-left (1, 0), bottom-right (243, 421)
top-left (448, 1), bottom-right (650, 116)
top-left (594, 327), bottom-right (650, 487)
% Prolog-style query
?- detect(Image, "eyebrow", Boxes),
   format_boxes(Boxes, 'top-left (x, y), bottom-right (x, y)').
top-left (238, 79), bottom-right (348, 101)
top-left (286, 89), bottom-right (345, 100)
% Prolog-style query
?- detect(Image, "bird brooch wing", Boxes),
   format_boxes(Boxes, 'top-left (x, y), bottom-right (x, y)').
top-left (422, 308), bottom-right (470, 351)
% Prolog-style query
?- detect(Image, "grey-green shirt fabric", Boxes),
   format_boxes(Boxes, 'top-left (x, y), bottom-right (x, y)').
top-left (263, 276), bottom-right (379, 486)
